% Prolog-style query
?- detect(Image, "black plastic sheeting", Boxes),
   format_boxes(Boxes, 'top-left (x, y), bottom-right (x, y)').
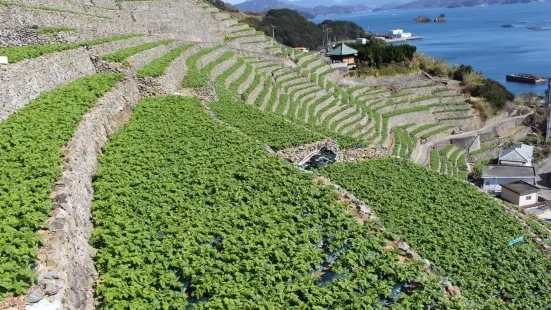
top-left (301, 147), bottom-right (337, 170)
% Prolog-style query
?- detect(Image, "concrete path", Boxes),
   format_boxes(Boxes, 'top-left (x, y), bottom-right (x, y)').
top-left (413, 112), bottom-right (532, 166)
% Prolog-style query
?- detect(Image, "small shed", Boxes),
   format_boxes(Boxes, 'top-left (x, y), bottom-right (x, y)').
top-left (326, 43), bottom-right (357, 69)
top-left (481, 165), bottom-right (536, 193)
top-left (500, 180), bottom-right (540, 207)
top-left (293, 46), bottom-right (309, 53)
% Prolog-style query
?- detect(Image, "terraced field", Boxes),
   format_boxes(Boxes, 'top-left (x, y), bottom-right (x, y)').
top-left (2, 0), bottom-right (550, 309)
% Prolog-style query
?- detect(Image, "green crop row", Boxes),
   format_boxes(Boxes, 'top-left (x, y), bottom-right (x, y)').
top-left (212, 88), bottom-right (322, 149)
top-left (392, 127), bottom-right (416, 159)
top-left (36, 27), bottom-right (76, 34)
top-left (0, 73), bottom-right (123, 300)
top-left (102, 39), bottom-right (173, 63)
top-left (90, 96), bottom-right (451, 308)
top-left (449, 148), bottom-right (463, 163)
top-left (183, 45), bottom-right (222, 88)
top-left (410, 95), bottom-right (436, 103)
top-left (409, 123), bottom-right (441, 136)
top-left (0, 34), bottom-right (141, 63)
top-left (243, 72), bottom-right (261, 100)
top-left (201, 51), bottom-right (235, 77)
top-left (470, 144), bottom-right (498, 155)
top-left (320, 158), bottom-right (551, 307)
top-left (383, 102), bottom-right (460, 118)
top-left (433, 107), bottom-right (471, 114)
top-left (216, 57), bottom-right (244, 87)
top-left (429, 149), bottom-right (440, 170)
top-left (440, 145), bottom-right (454, 157)
top-left (419, 125), bottom-right (454, 139)
top-left (137, 44), bottom-right (192, 78)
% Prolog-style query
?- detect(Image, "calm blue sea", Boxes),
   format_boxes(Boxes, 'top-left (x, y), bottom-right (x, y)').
top-left (312, 2), bottom-right (551, 95)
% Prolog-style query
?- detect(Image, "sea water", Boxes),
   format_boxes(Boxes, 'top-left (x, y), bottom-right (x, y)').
top-left (312, 2), bottom-right (551, 95)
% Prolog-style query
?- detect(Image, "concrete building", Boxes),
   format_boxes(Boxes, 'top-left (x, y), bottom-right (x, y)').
top-left (389, 29), bottom-right (412, 39)
top-left (499, 144), bottom-right (534, 166)
top-left (482, 165), bottom-right (536, 193)
top-left (500, 180), bottom-right (540, 207)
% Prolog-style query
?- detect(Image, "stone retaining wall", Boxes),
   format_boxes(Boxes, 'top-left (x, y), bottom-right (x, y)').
top-left (26, 78), bottom-right (140, 310)
top-left (0, 48), bottom-right (96, 121)
top-left (127, 41), bottom-right (177, 72)
top-left (157, 45), bottom-right (201, 94)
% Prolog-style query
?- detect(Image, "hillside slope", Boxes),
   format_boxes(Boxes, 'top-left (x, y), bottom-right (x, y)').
top-left (1, 0), bottom-right (550, 309)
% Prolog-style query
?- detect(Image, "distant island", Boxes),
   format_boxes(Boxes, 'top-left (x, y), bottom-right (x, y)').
top-left (414, 14), bottom-right (446, 23)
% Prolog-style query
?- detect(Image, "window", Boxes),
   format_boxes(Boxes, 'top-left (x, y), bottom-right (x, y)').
top-left (526, 195), bottom-right (532, 200)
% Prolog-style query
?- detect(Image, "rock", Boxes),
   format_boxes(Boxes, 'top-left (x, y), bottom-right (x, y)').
top-left (41, 270), bottom-right (60, 280)
top-left (49, 219), bottom-right (65, 232)
top-left (422, 258), bottom-right (431, 267)
top-left (55, 193), bottom-right (68, 204)
top-left (45, 257), bottom-right (57, 268)
top-left (44, 283), bottom-right (60, 296)
top-left (26, 291), bottom-right (44, 304)
top-left (398, 241), bottom-right (410, 251)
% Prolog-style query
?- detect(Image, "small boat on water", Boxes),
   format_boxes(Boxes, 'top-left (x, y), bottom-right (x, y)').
top-left (506, 73), bottom-right (546, 84)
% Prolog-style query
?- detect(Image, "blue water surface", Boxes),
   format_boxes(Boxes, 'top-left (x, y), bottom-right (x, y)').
top-left (312, 3), bottom-right (551, 95)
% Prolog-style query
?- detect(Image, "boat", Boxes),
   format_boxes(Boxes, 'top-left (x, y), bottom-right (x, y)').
top-left (506, 73), bottom-right (546, 84)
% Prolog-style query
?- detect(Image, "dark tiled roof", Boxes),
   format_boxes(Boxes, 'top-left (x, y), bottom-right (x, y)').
top-left (501, 180), bottom-right (540, 195)
top-left (482, 165), bottom-right (536, 178)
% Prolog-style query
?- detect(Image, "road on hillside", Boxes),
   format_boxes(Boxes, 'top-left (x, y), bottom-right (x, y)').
top-left (535, 157), bottom-right (551, 200)
top-left (414, 113), bottom-right (533, 166)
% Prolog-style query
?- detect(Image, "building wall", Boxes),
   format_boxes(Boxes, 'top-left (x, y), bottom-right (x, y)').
top-left (501, 187), bottom-right (520, 205)
top-left (482, 177), bottom-right (536, 193)
top-left (519, 193), bottom-right (537, 207)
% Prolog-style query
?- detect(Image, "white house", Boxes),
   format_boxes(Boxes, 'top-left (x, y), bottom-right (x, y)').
top-left (482, 165), bottom-right (536, 193)
top-left (500, 180), bottom-right (540, 207)
top-left (499, 144), bottom-right (534, 166)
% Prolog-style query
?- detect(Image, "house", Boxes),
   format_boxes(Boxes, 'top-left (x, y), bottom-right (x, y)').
top-left (481, 165), bottom-right (536, 193)
top-left (499, 144), bottom-right (534, 166)
top-left (326, 43), bottom-right (357, 69)
top-left (500, 180), bottom-right (540, 207)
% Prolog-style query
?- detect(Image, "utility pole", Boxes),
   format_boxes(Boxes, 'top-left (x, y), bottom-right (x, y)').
top-left (270, 25), bottom-right (276, 40)
top-left (321, 25), bottom-right (327, 49)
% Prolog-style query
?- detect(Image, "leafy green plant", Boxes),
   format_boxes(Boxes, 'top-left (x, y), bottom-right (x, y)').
top-left (0, 34), bottom-right (142, 63)
top-left (91, 96), bottom-right (454, 308)
top-left (470, 144), bottom-right (498, 155)
top-left (182, 45), bottom-right (222, 88)
top-left (36, 27), bottom-right (76, 34)
top-left (320, 158), bottom-right (551, 307)
top-left (0, 73), bottom-right (123, 301)
top-left (102, 40), bottom-right (173, 63)
top-left (137, 44), bottom-right (192, 78)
